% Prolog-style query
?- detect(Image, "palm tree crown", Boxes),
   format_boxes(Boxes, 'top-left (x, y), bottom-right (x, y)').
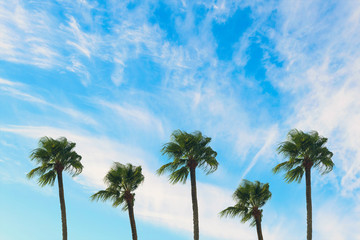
top-left (273, 129), bottom-right (334, 182)
top-left (220, 180), bottom-right (271, 226)
top-left (157, 130), bottom-right (218, 183)
top-left (91, 162), bottom-right (144, 210)
top-left (27, 136), bottom-right (83, 185)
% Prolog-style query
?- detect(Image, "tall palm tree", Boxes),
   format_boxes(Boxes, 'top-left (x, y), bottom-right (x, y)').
top-left (220, 180), bottom-right (271, 240)
top-left (27, 136), bottom-right (83, 240)
top-left (91, 162), bottom-right (144, 240)
top-left (273, 129), bottom-right (334, 240)
top-left (157, 130), bottom-right (218, 240)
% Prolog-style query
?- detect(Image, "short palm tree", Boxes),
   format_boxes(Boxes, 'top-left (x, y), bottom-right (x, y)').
top-left (91, 162), bottom-right (144, 240)
top-left (220, 180), bottom-right (271, 240)
top-left (273, 129), bottom-right (334, 240)
top-left (157, 130), bottom-right (218, 240)
top-left (27, 136), bottom-right (83, 240)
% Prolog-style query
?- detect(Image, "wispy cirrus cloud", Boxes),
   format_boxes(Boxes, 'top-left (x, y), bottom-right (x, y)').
top-left (265, 0), bottom-right (360, 195)
top-left (0, 0), bottom-right (60, 68)
top-left (0, 0), bottom-right (102, 84)
top-left (0, 78), bottom-right (24, 86)
top-left (314, 198), bottom-right (360, 240)
top-left (0, 78), bottom-right (97, 126)
top-left (96, 99), bottom-right (167, 137)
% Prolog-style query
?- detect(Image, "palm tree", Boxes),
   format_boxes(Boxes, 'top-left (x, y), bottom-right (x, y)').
top-left (27, 136), bottom-right (83, 240)
top-left (220, 180), bottom-right (271, 240)
top-left (91, 162), bottom-right (144, 240)
top-left (157, 130), bottom-right (218, 240)
top-left (273, 129), bottom-right (334, 240)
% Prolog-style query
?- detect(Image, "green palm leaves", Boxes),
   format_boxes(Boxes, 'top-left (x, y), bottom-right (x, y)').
top-left (27, 136), bottom-right (83, 240)
top-left (27, 136), bottom-right (83, 185)
top-left (91, 162), bottom-right (144, 209)
top-left (157, 130), bottom-right (218, 182)
top-left (91, 162), bottom-right (144, 240)
top-left (220, 180), bottom-right (271, 225)
top-left (220, 180), bottom-right (271, 240)
top-left (273, 129), bottom-right (334, 182)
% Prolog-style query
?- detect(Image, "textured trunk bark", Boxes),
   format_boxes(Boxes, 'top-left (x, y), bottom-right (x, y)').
top-left (305, 167), bottom-right (312, 240)
top-left (255, 216), bottom-right (263, 240)
top-left (127, 200), bottom-right (138, 240)
top-left (190, 167), bottom-right (199, 240)
top-left (57, 171), bottom-right (67, 240)
top-left (127, 197), bottom-right (137, 240)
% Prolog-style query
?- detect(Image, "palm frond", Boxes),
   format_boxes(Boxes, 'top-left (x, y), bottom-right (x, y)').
top-left (38, 169), bottom-right (57, 187)
top-left (284, 166), bottom-right (305, 183)
top-left (221, 180), bottom-right (271, 227)
top-left (92, 162), bottom-right (144, 211)
top-left (243, 211), bottom-right (255, 226)
top-left (272, 161), bottom-right (291, 174)
top-left (113, 194), bottom-right (126, 209)
top-left (156, 162), bottom-right (177, 176)
top-left (27, 136), bottom-right (83, 187)
top-left (90, 189), bottom-right (119, 202)
top-left (65, 154), bottom-right (83, 177)
top-left (158, 130), bottom-right (218, 184)
top-left (274, 129), bottom-right (334, 182)
top-left (27, 165), bottom-right (52, 179)
top-left (219, 206), bottom-right (245, 218)
top-left (168, 166), bottom-right (189, 184)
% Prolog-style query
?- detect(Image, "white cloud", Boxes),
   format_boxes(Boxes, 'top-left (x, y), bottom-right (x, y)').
top-left (96, 100), bottom-right (166, 137)
top-left (0, 0), bottom-right (61, 68)
top-left (0, 85), bottom-right (46, 104)
top-left (314, 199), bottom-right (360, 240)
top-left (0, 78), bottom-right (97, 126)
top-left (0, 78), bottom-right (24, 86)
top-left (66, 56), bottom-right (91, 86)
top-left (64, 16), bottom-right (98, 59)
top-left (240, 125), bottom-right (279, 179)
top-left (0, 1), bottom-right (101, 84)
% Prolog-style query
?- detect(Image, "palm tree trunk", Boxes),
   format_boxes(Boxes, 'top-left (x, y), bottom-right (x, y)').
top-left (255, 216), bottom-right (263, 240)
top-left (189, 167), bottom-right (199, 240)
top-left (305, 167), bottom-right (312, 240)
top-left (127, 201), bottom-right (138, 240)
top-left (57, 171), bottom-right (67, 240)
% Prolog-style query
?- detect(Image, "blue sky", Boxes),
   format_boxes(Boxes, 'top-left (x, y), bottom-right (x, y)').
top-left (1, 0), bottom-right (360, 239)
